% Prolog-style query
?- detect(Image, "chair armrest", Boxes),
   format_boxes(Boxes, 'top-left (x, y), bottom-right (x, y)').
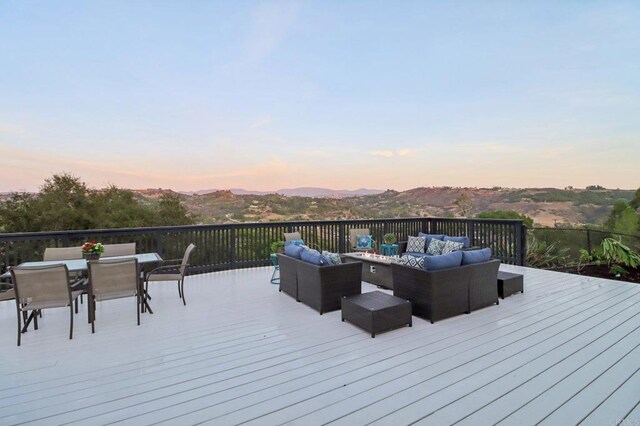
top-left (463, 246), bottom-right (482, 251)
top-left (146, 263), bottom-right (189, 276)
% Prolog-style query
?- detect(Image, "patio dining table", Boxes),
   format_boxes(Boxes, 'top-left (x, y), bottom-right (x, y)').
top-left (0, 253), bottom-right (163, 314)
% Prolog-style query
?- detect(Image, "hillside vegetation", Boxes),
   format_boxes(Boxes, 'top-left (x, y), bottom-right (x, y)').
top-left (136, 186), bottom-right (637, 227)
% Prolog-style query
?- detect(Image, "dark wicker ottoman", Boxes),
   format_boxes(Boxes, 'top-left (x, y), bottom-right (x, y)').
top-left (498, 271), bottom-right (524, 299)
top-left (341, 291), bottom-right (412, 338)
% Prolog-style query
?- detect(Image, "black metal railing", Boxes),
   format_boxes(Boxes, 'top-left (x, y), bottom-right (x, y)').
top-left (528, 227), bottom-right (640, 264)
top-left (0, 217), bottom-right (526, 275)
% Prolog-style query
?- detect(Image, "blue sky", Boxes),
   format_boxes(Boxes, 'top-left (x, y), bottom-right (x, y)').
top-left (1, 0), bottom-right (639, 191)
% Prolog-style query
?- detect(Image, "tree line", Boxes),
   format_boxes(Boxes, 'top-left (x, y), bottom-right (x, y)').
top-left (0, 174), bottom-right (195, 233)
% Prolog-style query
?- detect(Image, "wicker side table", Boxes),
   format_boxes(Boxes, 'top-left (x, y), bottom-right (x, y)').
top-left (341, 291), bottom-right (412, 338)
top-left (497, 271), bottom-right (524, 299)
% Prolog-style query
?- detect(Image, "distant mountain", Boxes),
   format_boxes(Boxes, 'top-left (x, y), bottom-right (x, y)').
top-left (181, 187), bottom-right (385, 198)
top-left (274, 187), bottom-right (384, 198)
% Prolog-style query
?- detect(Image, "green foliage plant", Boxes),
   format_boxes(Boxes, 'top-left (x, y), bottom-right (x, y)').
top-left (383, 233), bottom-right (397, 244)
top-left (525, 236), bottom-right (569, 268)
top-left (270, 241), bottom-right (285, 254)
top-left (600, 237), bottom-right (640, 275)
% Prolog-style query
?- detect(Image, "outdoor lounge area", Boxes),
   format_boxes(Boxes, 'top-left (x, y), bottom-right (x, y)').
top-left (1, 264), bottom-right (639, 425)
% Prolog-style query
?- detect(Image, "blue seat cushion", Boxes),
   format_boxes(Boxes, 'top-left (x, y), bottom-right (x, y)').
top-left (461, 248), bottom-right (492, 265)
top-left (285, 243), bottom-right (306, 259)
top-left (418, 233), bottom-right (446, 248)
top-left (423, 251), bottom-right (463, 271)
top-left (444, 235), bottom-right (470, 248)
top-left (301, 249), bottom-right (332, 266)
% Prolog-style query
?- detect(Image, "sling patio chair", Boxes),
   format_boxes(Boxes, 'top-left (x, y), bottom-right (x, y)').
top-left (283, 231), bottom-right (322, 251)
top-left (44, 246), bottom-right (88, 311)
top-left (87, 258), bottom-right (142, 333)
top-left (102, 243), bottom-right (136, 257)
top-left (10, 264), bottom-right (82, 346)
top-left (144, 243), bottom-right (195, 306)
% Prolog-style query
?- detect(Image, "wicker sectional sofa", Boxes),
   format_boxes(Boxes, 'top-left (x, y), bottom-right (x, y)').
top-left (392, 259), bottom-right (501, 323)
top-left (277, 253), bottom-right (362, 314)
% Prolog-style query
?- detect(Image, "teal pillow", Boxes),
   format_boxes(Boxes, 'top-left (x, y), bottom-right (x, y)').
top-left (356, 235), bottom-right (373, 250)
top-left (286, 239), bottom-right (305, 246)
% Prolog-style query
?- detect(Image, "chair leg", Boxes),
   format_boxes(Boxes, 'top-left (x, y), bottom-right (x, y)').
top-left (69, 305), bottom-right (74, 340)
top-left (89, 296), bottom-right (95, 333)
top-left (16, 308), bottom-right (21, 347)
top-left (33, 310), bottom-right (39, 330)
top-left (180, 279), bottom-right (186, 306)
top-left (75, 298), bottom-right (79, 314)
top-left (177, 281), bottom-right (182, 298)
top-left (136, 295), bottom-right (141, 326)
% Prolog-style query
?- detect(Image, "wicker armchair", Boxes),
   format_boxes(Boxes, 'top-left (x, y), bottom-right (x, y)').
top-left (348, 228), bottom-right (377, 253)
top-left (277, 254), bottom-right (362, 314)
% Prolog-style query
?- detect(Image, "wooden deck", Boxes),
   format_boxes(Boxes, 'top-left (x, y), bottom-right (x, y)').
top-left (0, 265), bottom-right (639, 425)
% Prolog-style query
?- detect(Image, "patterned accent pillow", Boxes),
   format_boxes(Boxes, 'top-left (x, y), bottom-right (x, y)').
top-left (322, 250), bottom-right (342, 265)
top-left (426, 239), bottom-right (446, 255)
top-left (400, 254), bottom-right (424, 269)
top-left (406, 236), bottom-right (427, 253)
top-left (442, 240), bottom-right (464, 254)
top-left (356, 235), bottom-right (373, 249)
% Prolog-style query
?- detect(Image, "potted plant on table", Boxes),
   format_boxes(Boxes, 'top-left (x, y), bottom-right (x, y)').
top-left (82, 241), bottom-right (105, 260)
top-left (383, 233), bottom-right (397, 245)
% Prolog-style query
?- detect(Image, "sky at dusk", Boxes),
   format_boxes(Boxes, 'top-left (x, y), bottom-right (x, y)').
top-left (1, 1), bottom-right (639, 192)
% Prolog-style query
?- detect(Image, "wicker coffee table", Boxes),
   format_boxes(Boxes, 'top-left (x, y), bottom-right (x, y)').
top-left (342, 252), bottom-right (401, 290)
top-left (341, 291), bottom-right (412, 338)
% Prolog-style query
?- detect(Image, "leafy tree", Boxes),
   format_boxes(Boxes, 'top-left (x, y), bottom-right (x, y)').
top-left (453, 194), bottom-right (473, 217)
top-left (613, 207), bottom-right (639, 236)
top-left (631, 187), bottom-right (640, 210)
top-left (155, 193), bottom-right (194, 226)
top-left (0, 174), bottom-right (195, 232)
top-left (605, 199), bottom-right (630, 230)
top-left (476, 210), bottom-right (534, 228)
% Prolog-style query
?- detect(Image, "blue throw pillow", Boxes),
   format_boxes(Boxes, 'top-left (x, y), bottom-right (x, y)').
top-left (301, 249), bottom-right (331, 266)
top-left (418, 233), bottom-right (445, 247)
top-left (284, 243), bottom-right (305, 259)
top-left (285, 239), bottom-right (305, 246)
top-left (461, 248), bottom-right (492, 265)
top-left (356, 235), bottom-right (373, 250)
top-left (423, 251), bottom-right (463, 271)
top-left (444, 235), bottom-right (470, 248)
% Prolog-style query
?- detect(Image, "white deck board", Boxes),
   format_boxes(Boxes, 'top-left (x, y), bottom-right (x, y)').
top-left (0, 265), bottom-right (639, 425)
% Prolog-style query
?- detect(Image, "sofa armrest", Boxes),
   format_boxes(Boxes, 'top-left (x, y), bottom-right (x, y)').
top-left (397, 241), bottom-right (408, 256)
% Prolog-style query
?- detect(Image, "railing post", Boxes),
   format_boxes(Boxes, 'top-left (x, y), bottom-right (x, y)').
top-left (338, 221), bottom-right (346, 253)
top-left (155, 230), bottom-right (163, 257)
top-left (586, 227), bottom-right (592, 253)
top-left (466, 220), bottom-right (474, 246)
top-left (422, 218), bottom-right (429, 234)
top-left (230, 225), bottom-right (237, 269)
top-left (61, 234), bottom-right (70, 247)
top-left (516, 222), bottom-right (526, 266)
